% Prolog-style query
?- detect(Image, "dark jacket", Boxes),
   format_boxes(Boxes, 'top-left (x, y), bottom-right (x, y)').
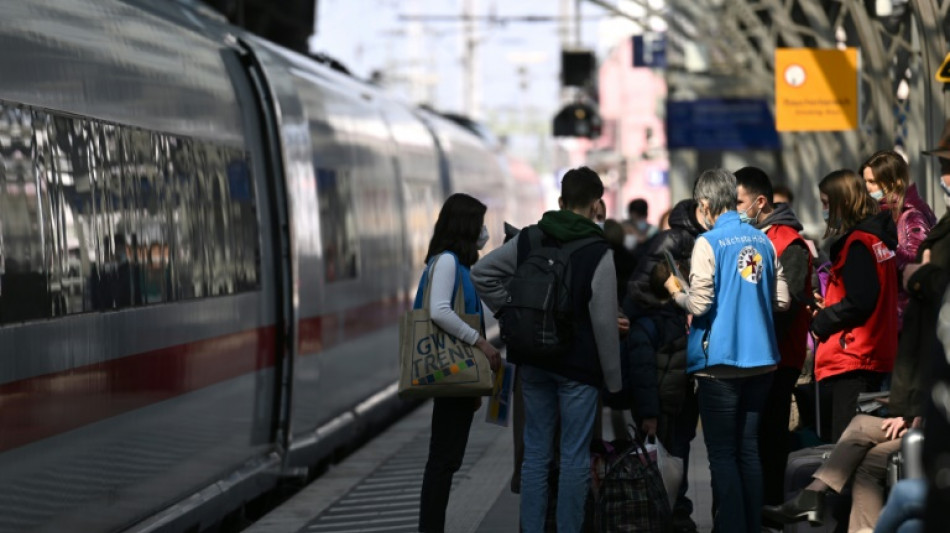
top-left (890, 212), bottom-right (950, 418)
top-left (617, 296), bottom-right (689, 419)
top-left (756, 203), bottom-right (812, 370)
top-left (610, 244), bottom-right (638, 302)
top-left (626, 199), bottom-right (705, 310)
top-left (812, 211), bottom-right (898, 338)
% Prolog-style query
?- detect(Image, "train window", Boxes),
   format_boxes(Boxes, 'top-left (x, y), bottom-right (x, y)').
top-left (316, 167), bottom-right (359, 281)
top-left (0, 101), bottom-right (260, 325)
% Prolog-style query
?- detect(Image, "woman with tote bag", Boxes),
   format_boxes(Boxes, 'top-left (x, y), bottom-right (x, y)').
top-left (415, 193), bottom-right (501, 533)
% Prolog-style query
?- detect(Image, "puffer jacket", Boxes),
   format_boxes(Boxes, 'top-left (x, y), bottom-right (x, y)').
top-left (625, 199), bottom-right (705, 312)
top-left (616, 287), bottom-right (690, 418)
top-left (882, 184), bottom-right (936, 329)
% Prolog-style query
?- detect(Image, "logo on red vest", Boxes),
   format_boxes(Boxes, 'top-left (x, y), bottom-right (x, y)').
top-left (737, 245), bottom-right (764, 283)
top-left (872, 241), bottom-right (896, 263)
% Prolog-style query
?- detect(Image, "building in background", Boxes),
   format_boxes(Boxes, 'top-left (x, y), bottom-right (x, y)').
top-left (559, 36), bottom-right (669, 223)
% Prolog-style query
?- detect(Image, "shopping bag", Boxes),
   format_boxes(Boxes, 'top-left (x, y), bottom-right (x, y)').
top-left (485, 362), bottom-right (515, 426)
top-left (594, 432), bottom-right (672, 533)
top-left (645, 437), bottom-right (683, 507)
top-left (397, 264), bottom-right (493, 399)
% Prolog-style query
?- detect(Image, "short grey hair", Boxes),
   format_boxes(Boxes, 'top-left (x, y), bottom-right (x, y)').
top-left (693, 168), bottom-right (737, 215)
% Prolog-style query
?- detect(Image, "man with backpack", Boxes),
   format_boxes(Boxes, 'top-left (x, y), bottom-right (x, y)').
top-left (472, 166), bottom-right (622, 533)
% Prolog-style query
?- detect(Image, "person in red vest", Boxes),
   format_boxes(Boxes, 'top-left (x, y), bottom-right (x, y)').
top-left (812, 169), bottom-right (899, 442)
top-left (734, 167), bottom-right (813, 516)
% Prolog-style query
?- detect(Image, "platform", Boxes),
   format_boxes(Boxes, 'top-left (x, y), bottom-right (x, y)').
top-left (245, 400), bottom-right (713, 533)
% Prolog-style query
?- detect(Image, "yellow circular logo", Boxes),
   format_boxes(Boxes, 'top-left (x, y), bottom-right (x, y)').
top-left (738, 246), bottom-right (763, 283)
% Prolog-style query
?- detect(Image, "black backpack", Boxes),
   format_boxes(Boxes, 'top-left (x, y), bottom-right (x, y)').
top-left (498, 226), bottom-right (602, 362)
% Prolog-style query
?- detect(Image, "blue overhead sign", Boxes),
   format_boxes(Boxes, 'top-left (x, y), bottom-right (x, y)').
top-left (633, 33), bottom-right (666, 68)
top-left (666, 99), bottom-right (781, 150)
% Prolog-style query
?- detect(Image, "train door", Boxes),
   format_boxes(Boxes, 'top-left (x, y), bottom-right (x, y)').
top-left (223, 44), bottom-right (295, 451)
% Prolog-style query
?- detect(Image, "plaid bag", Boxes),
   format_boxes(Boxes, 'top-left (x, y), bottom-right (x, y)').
top-left (593, 436), bottom-right (672, 532)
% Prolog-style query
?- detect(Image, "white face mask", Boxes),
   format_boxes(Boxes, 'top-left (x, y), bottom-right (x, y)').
top-left (596, 221), bottom-right (605, 230)
top-left (476, 225), bottom-right (489, 250)
top-left (623, 233), bottom-right (637, 251)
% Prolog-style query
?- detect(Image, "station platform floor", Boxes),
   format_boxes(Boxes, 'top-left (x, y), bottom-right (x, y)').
top-left (245, 400), bottom-right (714, 533)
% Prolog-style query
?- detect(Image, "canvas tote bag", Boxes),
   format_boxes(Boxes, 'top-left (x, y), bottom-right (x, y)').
top-left (398, 263), bottom-right (493, 399)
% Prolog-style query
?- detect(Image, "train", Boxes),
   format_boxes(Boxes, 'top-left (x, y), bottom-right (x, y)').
top-left (0, 1), bottom-right (546, 531)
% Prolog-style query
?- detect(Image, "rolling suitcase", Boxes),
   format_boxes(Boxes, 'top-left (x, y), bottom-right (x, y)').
top-left (782, 445), bottom-right (851, 533)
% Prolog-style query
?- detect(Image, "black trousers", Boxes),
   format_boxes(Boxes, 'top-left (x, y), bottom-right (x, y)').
top-left (418, 397), bottom-right (476, 533)
top-left (759, 365), bottom-right (800, 506)
top-left (821, 370), bottom-right (885, 443)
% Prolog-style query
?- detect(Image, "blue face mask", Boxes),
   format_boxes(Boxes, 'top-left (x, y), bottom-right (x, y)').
top-left (738, 204), bottom-right (759, 224)
top-left (822, 209), bottom-right (830, 222)
top-left (870, 190), bottom-right (885, 201)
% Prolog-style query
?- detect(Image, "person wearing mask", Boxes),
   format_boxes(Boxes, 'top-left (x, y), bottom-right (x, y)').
top-left (472, 166), bottom-right (621, 533)
top-left (861, 150), bottom-right (936, 330)
top-left (734, 167), bottom-right (813, 516)
top-left (416, 193), bottom-right (502, 533)
top-left (623, 196), bottom-right (706, 532)
top-left (764, 160), bottom-right (941, 530)
top-left (627, 198), bottom-right (658, 251)
top-left (811, 169), bottom-right (898, 443)
top-left (664, 168), bottom-right (789, 533)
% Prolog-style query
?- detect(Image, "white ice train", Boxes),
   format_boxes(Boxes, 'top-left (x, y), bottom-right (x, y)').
top-left (0, 1), bottom-right (546, 531)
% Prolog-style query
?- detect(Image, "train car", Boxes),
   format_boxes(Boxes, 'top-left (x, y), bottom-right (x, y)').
top-left (0, 1), bottom-right (513, 531)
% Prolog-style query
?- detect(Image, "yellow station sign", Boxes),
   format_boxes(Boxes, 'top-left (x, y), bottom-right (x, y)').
top-left (936, 52), bottom-right (950, 83)
top-left (775, 48), bottom-right (859, 132)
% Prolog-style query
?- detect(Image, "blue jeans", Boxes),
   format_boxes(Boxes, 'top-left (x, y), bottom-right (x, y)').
top-left (696, 371), bottom-right (772, 533)
top-left (874, 479), bottom-right (926, 533)
top-left (519, 365), bottom-right (598, 533)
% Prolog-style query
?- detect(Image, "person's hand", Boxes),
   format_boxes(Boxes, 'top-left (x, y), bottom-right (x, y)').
top-left (882, 417), bottom-right (908, 440)
top-left (808, 292), bottom-right (825, 317)
top-left (903, 249), bottom-right (931, 292)
top-left (664, 275), bottom-right (683, 296)
top-left (618, 316), bottom-right (630, 337)
top-left (911, 416), bottom-right (923, 429)
top-left (476, 337), bottom-right (502, 372)
top-left (641, 417), bottom-right (658, 438)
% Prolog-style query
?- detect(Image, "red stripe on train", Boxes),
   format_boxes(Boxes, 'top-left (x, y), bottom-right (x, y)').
top-left (297, 294), bottom-right (411, 355)
top-left (0, 294), bottom-right (411, 453)
top-left (0, 327), bottom-right (277, 453)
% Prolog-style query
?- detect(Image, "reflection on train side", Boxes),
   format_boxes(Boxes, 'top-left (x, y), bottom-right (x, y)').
top-left (0, 102), bottom-right (260, 324)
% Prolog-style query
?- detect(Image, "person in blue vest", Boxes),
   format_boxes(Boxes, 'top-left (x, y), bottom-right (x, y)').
top-left (664, 168), bottom-right (789, 533)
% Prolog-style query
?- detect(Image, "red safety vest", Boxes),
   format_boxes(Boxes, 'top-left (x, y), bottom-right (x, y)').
top-left (815, 230), bottom-right (898, 381)
top-left (765, 224), bottom-right (812, 370)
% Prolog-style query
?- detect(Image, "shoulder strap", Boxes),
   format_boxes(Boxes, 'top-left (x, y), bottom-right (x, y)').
top-left (516, 225), bottom-right (542, 265)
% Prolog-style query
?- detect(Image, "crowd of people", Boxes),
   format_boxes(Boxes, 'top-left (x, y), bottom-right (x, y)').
top-left (411, 127), bottom-right (950, 532)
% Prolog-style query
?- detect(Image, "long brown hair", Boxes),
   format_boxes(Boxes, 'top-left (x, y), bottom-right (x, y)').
top-left (425, 193), bottom-right (487, 267)
top-left (819, 169), bottom-right (880, 238)
top-left (862, 150), bottom-right (908, 222)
